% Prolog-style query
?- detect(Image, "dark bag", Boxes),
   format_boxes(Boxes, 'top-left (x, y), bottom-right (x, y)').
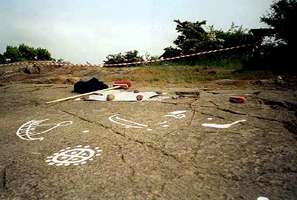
top-left (74, 78), bottom-right (108, 93)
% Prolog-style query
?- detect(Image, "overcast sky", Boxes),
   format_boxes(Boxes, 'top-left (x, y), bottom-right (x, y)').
top-left (0, 0), bottom-right (273, 63)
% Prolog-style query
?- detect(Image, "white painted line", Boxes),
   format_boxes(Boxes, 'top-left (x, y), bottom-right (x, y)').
top-left (46, 145), bottom-right (102, 167)
top-left (16, 119), bottom-right (72, 141)
top-left (109, 114), bottom-right (148, 129)
top-left (202, 120), bottom-right (246, 129)
top-left (165, 110), bottom-right (187, 119)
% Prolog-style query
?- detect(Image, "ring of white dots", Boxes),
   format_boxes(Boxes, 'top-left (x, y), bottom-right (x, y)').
top-left (46, 145), bottom-right (102, 166)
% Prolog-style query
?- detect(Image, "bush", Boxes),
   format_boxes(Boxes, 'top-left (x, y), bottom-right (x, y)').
top-left (35, 48), bottom-right (52, 60)
top-left (3, 46), bottom-right (22, 62)
top-left (18, 44), bottom-right (36, 60)
top-left (0, 53), bottom-right (5, 64)
top-left (1, 44), bottom-right (53, 63)
top-left (161, 20), bottom-right (255, 65)
top-left (104, 50), bottom-right (144, 66)
top-left (243, 0), bottom-right (297, 71)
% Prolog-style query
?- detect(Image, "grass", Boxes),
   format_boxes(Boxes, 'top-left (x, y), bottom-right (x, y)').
top-left (99, 63), bottom-right (275, 86)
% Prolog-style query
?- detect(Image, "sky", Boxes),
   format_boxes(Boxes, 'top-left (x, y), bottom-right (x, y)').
top-left (0, 0), bottom-right (273, 64)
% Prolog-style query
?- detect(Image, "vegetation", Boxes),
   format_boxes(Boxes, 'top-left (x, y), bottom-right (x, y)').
top-left (103, 0), bottom-right (296, 72)
top-left (161, 21), bottom-right (255, 59)
top-left (244, 0), bottom-right (297, 71)
top-left (104, 50), bottom-right (144, 65)
top-left (261, 0), bottom-right (297, 47)
top-left (103, 21), bottom-right (254, 68)
top-left (0, 53), bottom-right (5, 64)
top-left (1, 0), bottom-right (295, 74)
top-left (98, 65), bottom-right (275, 87)
top-left (0, 44), bottom-right (53, 64)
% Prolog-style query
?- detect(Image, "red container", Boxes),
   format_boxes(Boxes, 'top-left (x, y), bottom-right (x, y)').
top-left (113, 80), bottom-right (132, 88)
top-left (229, 96), bottom-right (246, 103)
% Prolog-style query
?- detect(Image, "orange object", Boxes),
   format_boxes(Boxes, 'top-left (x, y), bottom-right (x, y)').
top-left (229, 96), bottom-right (246, 103)
top-left (113, 80), bottom-right (132, 89)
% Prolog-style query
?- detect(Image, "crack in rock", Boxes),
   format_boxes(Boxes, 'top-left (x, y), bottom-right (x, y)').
top-left (250, 115), bottom-right (285, 123)
top-left (59, 109), bottom-right (182, 164)
top-left (216, 107), bottom-right (247, 116)
top-left (258, 97), bottom-right (297, 111)
top-left (60, 110), bottom-right (93, 123)
top-left (200, 112), bottom-right (226, 119)
top-left (1, 166), bottom-right (7, 191)
top-left (208, 101), bottom-right (246, 115)
top-left (117, 145), bottom-right (136, 184)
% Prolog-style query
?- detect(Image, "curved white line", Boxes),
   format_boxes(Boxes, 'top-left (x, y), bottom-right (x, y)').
top-left (16, 119), bottom-right (73, 141)
top-left (16, 120), bottom-right (44, 141)
top-left (202, 120), bottom-right (246, 129)
top-left (109, 114), bottom-right (148, 128)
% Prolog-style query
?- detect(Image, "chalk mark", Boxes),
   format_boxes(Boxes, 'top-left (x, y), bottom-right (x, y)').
top-left (165, 110), bottom-right (187, 119)
top-left (202, 120), bottom-right (246, 129)
top-left (109, 114), bottom-right (148, 129)
top-left (46, 145), bottom-right (102, 166)
top-left (16, 119), bottom-right (72, 141)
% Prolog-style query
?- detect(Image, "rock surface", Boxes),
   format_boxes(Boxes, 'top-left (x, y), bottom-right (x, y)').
top-left (0, 83), bottom-right (297, 200)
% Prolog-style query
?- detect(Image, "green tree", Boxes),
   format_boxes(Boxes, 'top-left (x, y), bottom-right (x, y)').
top-left (123, 50), bottom-right (143, 62)
top-left (173, 20), bottom-right (222, 54)
top-left (2, 44), bottom-right (53, 63)
top-left (244, 0), bottom-right (297, 71)
top-left (261, 0), bottom-right (297, 47)
top-left (3, 46), bottom-right (22, 62)
top-left (104, 50), bottom-right (144, 65)
top-left (36, 48), bottom-right (52, 60)
top-left (160, 46), bottom-right (181, 58)
top-left (104, 53), bottom-right (125, 64)
top-left (0, 53), bottom-right (5, 64)
top-left (162, 20), bottom-right (254, 61)
top-left (214, 23), bottom-right (255, 47)
top-left (18, 44), bottom-right (36, 60)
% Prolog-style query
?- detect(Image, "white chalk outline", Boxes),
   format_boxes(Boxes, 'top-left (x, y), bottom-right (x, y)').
top-left (109, 114), bottom-right (148, 129)
top-left (257, 197), bottom-right (269, 200)
top-left (16, 119), bottom-right (73, 141)
top-left (202, 120), bottom-right (246, 129)
top-left (46, 145), bottom-right (102, 166)
top-left (159, 121), bottom-right (168, 125)
top-left (109, 111), bottom-right (188, 130)
top-left (165, 110), bottom-right (187, 119)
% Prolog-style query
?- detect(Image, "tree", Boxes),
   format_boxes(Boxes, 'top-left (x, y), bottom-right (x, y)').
top-left (0, 53), bottom-right (5, 64)
top-left (261, 0), bottom-right (297, 47)
top-left (161, 20), bottom-right (254, 62)
top-left (123, 50), bottom-right (143, 63)
top-left (104, 50), bottom-right (144, 65)
top-left (35, 48), bottom-right (52, 60)
top-left (104, 53), bottom-right (125, 64)
top-left (18, 44), bottom-right (36, 60)
top-left (1, 44), bottom-right (53, 63)
top-left (214, 23), bottom-right (255, 47)
top-left (173, 20), bottom-right (222, 54)
top-left (3, 46), bottom-right (22, 62)
top-left (160, 46), bottom-right (181, 58)
top-left (243, 0), bottom-right (297, 70)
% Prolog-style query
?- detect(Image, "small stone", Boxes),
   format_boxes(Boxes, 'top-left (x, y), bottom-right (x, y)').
top-left (136, 95), bottom-right (143, 101)
top-left (106, 94), bottom-right (115, 101)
